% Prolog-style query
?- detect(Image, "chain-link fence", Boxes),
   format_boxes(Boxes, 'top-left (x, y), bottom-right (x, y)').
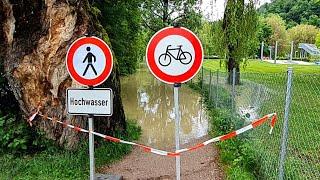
top-left (193, 67), bottom-right (320, 179)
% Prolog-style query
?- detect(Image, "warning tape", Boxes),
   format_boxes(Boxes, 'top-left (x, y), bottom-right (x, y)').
top-left (28, 111), bottom-right (277, 157)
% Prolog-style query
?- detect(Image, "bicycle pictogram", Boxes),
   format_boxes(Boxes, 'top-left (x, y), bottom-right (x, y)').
top-left (158, 45), bottom-right (192, 66)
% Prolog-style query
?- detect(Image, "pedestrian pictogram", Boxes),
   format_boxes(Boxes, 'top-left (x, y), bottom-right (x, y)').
top-left (66, 36), bottom-right (113, 87)
top-left (146, 27), bottom-right (203, 84)
top-left (82, 47), bottom-right (97, 76)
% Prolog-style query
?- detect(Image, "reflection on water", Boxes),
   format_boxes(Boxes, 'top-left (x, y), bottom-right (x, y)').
top-left (121, 68), bottom-right (208, 149)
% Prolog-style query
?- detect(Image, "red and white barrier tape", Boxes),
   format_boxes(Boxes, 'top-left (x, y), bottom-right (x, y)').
top-left (28, 111), bottom-right (277, 157)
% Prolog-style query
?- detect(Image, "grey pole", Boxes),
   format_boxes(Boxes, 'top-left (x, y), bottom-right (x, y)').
top-left (89, 115), bottom-right (95, 180)
top-left (209, 70), bottom-right (212, 102)
top-left (215, 70), bottom-right (219, 108)
top-left (274, 41), bottom-right (278, 64)
top-left (278, 67), bottom-right (293, 180)
top-left (290, 41), bottom-right (294, 63)
top-left (269, 46), bottom-right (272, 60)
top-left (232, 68), bottom-right (236, 114)
top-left (261, 42), bottom-right (264, 60)
top-left (201, 67), bottom-right (204, 91)
top-left (174, 83), bottom-right (181, 180)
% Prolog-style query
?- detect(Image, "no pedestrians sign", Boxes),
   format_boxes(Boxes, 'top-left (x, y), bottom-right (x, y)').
top-left (65, 36), bottom-right (114, 116)
top-left (66, 36), bottom-right (113, 87)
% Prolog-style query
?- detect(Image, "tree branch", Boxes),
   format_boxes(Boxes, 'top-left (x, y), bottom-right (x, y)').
top-left (142, 19), bottom-right (158, 32)
top-left (170, 14), bottom-right (186, 24)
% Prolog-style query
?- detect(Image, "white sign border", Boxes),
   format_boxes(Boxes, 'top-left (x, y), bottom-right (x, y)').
top-left (66, 88), bottom-right (113, 116)
top-left (145, 26), bottom-right (204, 84)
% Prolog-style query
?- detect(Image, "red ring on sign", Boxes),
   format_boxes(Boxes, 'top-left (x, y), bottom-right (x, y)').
top-left (66, 36), bottom-right (113, 87)
top-left (146, 27), bottom-right (203, 84)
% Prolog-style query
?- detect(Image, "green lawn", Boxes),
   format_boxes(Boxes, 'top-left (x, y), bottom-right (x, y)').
top-left (202, 59), bottom-right (320, 179)
top-left (203, 59), bottom-right (320, 74)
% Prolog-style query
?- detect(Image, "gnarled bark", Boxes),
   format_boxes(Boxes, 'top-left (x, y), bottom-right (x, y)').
top-left (0, 0), bottom-right (126, 149)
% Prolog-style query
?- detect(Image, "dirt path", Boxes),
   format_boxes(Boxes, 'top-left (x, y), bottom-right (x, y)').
top-left (99, 136), bottom-right (225, 180)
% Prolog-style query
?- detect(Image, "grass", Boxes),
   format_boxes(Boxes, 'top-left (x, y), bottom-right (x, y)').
top-left (203, 59), bottom-right (320, 74)
top-left (189, 81), bottom-right (256, 180)
top-left (201, 59), bottom-right (320, 179)
top-left (0, 121), bottom-right (141, 180)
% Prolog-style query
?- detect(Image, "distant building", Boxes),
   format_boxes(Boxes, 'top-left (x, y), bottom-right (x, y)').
top-left (298, 43), bottom-right (320, 58)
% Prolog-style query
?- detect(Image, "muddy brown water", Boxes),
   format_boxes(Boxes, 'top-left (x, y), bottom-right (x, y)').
top-left (121, 68), bottom-right (208, 150)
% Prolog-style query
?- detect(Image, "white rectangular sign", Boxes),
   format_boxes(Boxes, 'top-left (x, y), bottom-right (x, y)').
top-left (66, 88), bottom-right (113, 116)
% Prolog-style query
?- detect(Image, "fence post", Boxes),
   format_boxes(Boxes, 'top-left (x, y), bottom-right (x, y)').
top-left (201, 67), bottom-right (204, 91)
top-left (232, 68), bottom-right (236, 114)
top-left (215, 70), bottom-right (219, 108)
top-left (290, 41), bottom-right (294, 63)
top-left (209, 70), bottom-right (212, 102)
top-left (278, 67), bottom-right (293, 180)
top-left (261, 41), bottom-right (264, 60)
top-left (274, 41), bottom-right (278, 64)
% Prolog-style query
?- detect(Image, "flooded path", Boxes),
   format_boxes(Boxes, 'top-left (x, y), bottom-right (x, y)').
top-left (121, 68), bottom-right (208, 150)
top-left (100, 68), bottom-right (225, 179)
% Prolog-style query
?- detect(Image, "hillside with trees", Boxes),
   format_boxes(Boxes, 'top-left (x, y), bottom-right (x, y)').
top-left (259, 0), bottom-right (320, 28)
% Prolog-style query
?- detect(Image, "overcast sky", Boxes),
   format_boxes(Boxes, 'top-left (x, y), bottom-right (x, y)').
top-left (201, 0), bottom-right (271, 21)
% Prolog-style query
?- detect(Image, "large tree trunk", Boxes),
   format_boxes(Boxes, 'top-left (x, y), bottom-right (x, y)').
top-left (0, 0), bottom-right (126, 149)
top-left (227, 57), bottom-right (240, 85)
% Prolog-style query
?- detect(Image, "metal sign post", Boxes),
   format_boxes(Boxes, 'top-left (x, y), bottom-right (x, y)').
top-left (274, 41), bottom-right (278, 64)
top-left (146, 27), bottom-right (203, 179)
top-left (261, 41), bottom-right (264, 60)
top-left (290, 41), bottom-right (294, 63)
top-left (66, 36), bottom-right (114, 180)
top-left (88, 115), bottom-right (95, 180)
top-left (174, 83), bottom-right (181, 180)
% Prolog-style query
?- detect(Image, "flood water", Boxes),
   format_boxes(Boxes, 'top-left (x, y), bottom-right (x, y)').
top-left (121, 68), bottom-right (208, 150)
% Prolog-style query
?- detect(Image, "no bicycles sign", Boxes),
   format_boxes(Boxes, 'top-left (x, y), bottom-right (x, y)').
top-left (146, 27), bottom-right (203, 84)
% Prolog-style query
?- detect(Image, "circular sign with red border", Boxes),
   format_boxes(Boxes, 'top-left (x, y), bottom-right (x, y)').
top-left (66, 36), bottom-right (113, 87)
top-left (146, 27), bottom-right (203, 84)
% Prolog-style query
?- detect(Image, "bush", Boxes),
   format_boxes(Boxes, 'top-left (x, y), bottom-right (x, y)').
top-left (0, 73), bottom-right (55, 154)
top-left (0, 120), bottom-right (141, 179)
top-left (0, 112), bottom-right (56, 154)
top-left (0, 114), bottom-right (28, 152)
top-left (190, 80), bottom-right (258, 179)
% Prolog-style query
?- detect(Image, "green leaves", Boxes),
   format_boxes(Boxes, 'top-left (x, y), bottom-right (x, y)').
top-left (141, 0), bottom-right (202, 32)
top-left (94, 0), bottom-right (144, 75)
top-left (259, 0), bottom-right (320, 28)
top-left (222, 0), bottom-right (259, 67)
top-left (315, 32), bottom-right (320, 48)
top-left (287, 24), bottom-right (320, 50)
top-left (0, 114), bottom-right (28, 153)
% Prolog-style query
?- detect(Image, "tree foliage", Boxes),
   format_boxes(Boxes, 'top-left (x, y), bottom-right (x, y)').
top-left (316, 32), bottom-right (320, 48)
top-left (259, 0), bottom-right (320, 28)
top-left (141, 0), bottom-right (202, 32)
top-left (257, 16), bottom-right (273, 44)
top-left (197, 21), bottom-right (224, 57)
top-left (264, 14), bottom-right (289, 56)
top-left (287, 24), bottom-right (319, 47)
top-left (94, 0), bottom-right (143, 75)
top-left (222, 0), bottom-right (259, 83)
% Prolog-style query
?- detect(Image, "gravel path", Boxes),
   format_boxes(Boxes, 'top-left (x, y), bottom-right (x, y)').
top-left (263, 59), bottom-right (316, 65)
top-left (99, 136), bottom-right (225, 180)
